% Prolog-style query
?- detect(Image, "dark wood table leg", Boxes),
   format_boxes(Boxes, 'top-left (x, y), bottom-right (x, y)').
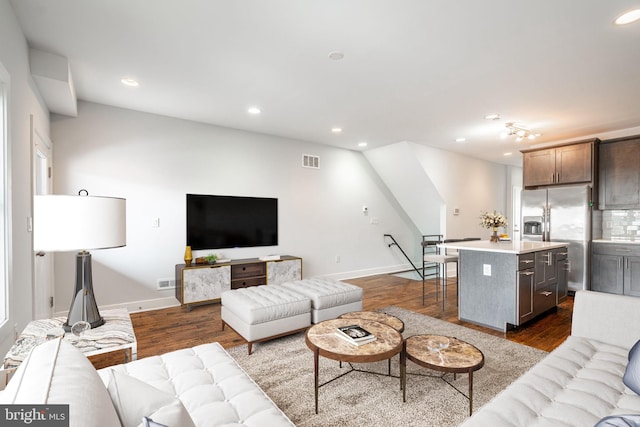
top-left (401, 340), bottom-right (407, 402)
top-left (314, 347), bottom-right (319, 414)
top-left (468, 368), bottom-right (473, 416)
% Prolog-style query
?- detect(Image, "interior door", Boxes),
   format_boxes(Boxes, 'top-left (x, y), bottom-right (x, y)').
top-left (32, 117), bottom-right (54, 320)
top-left (512, 186), bottom-right (521, 241)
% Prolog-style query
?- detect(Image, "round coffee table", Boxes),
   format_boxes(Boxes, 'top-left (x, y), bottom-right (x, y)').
top-left (338, 311), bottom-right (405, 333)
top-left (305, 318), bottom-right (403, 414)
top-left (402, 334), bottom-right (484, 415)
top-left (338, 311), bottom-right (404, 375)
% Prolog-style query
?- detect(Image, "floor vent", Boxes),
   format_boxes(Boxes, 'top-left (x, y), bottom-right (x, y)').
top-left (302, 154), bottom-right (320, 169)
top-left (157, 278), bottom-right (176, 290)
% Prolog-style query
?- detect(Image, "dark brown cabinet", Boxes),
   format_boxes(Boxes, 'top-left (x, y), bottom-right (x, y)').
top-left (592, 243), bottom-right (640, 296)
top-left (522, 139), bottom-right (598, 188)
top-left (517, 249), bottom-right (564, 325)
top-left (598, 136), bottom-right (640, 209)
top-left (517, 253), bottom-right (535, 324)
top-left (534, 249), bottom-right (557, 290)
top-left (517, 267), bottom-right (535, 324)
top-left (556, 249), bottom-right (569, 303)
top-left (523, 148), bottom-right (555, 187)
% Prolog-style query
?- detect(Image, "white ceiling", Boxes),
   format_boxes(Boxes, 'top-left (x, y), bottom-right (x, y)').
top-left (9, 0), bottom-right (640, 166)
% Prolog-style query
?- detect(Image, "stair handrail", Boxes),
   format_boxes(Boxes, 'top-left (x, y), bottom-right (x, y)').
top-left (383, 234), bottom-right (423, 279)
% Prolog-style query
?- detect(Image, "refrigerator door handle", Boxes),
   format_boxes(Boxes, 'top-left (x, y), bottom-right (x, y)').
top-left (543, 206), bottom-right (550, 242)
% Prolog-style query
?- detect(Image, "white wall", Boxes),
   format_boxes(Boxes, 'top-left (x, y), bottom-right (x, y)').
top-left (50, 101), bottom-right (420, 313)
top-left (411, 142), bottom-right (510, 239)
top-left (0, 0), bottom-right (51, 356)
top-left (367, 141), bottom-right (512, 241)
top-left (364, 142), bottom-right (443, 237)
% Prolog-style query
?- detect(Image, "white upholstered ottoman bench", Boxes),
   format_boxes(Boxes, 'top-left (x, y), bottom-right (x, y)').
top-left (280, 278), bottom-right (363, 323)
top-left (221, 285), bottom-right (311, 355)
top-left (221, 278), bottom-right (363, 354)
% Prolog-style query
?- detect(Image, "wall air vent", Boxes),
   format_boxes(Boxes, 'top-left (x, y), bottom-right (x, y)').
top-left (157, 278), bottom-right (176, 290)
top-left (302, 154), bottom-right (320, 169)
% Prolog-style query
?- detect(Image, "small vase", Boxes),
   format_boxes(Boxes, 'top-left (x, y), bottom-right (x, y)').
top-left (184, 246), bottom-right (193, 266)
top-left (490, 228), bottom-right (499, 243)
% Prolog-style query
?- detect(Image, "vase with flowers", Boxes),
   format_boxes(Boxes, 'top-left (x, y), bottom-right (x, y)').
top-left (480, 210), bottom-right (508, 242)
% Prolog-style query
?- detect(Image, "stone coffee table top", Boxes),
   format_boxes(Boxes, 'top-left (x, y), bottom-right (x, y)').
top-left (403, 334), bottom-right (485, 415)
top-left (306, 318), bottom-right (403, 362)
top-left (338, 311), bottom-right (405, 333)
top-left (405, 334), bottom-right (484, 372)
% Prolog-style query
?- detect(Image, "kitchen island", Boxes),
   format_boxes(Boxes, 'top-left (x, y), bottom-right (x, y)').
top-left (440, 240), bottom-right (569, 332)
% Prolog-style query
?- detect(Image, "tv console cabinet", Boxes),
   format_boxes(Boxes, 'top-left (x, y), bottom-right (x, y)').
top-left (175, 256), bottom-right (302, 310)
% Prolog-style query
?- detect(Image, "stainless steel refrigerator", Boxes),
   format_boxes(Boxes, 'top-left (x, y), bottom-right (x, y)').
top-left (521, 184), bottom-right (591, 292)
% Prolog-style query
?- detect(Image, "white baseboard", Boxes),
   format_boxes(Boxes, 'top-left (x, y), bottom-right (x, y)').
top-left (320, 263), bottom-right (413, 281)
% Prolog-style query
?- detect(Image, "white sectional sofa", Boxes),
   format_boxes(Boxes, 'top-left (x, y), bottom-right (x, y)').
top-left (0, 338), bottom-right (293, 427)
top-left (460, 290), bottom-right (640, 426)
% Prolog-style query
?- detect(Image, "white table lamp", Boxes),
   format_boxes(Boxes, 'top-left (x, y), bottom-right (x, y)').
top-left (34, 192), bottom-right (126, 332)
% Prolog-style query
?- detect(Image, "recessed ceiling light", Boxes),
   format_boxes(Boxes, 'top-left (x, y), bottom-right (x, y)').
top-left (504, 152), bottom-right (513, 156)
top-left (455, 137), bottom-right (466, 142)
top-left (484, 113), bottom-right (500, 120)
top-left (247, 107), bottom-right (261, 115)
top-left (615, 9), bottom-right (640, 25)
top-left (328, 51), bottom-right (345, 60)
top-left (358, 142), bottom-right (368, 147)
top-left (121, 78), bottom-right (139, 87)
top-left (331, 127), bottom-right (343, 134)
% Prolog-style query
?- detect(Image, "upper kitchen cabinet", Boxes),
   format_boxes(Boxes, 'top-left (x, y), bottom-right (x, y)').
top-left (522, 139), bottom-right (599, 189)
top-left (598, 135), bottom-right (640, 210)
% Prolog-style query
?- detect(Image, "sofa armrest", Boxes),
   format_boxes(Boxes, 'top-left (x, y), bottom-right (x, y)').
top-left (572, 290), bottom-right (640, 350)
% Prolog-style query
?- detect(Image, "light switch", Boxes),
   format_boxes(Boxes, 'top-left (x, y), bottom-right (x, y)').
top-left (483, 264), bottom-right (491, 276)
top-left (152, 217), bottom-right (160, 228)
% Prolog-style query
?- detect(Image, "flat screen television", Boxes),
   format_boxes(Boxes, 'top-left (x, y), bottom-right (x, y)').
top-left (186, 194), bottom-right (278, 250)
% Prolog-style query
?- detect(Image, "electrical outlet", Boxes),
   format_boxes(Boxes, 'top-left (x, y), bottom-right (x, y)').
top-left (483, 264), bottom-right (491, 276)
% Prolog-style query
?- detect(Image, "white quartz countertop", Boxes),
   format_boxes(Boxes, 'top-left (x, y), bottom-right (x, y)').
top-left (439, 240), bottom-right (569, 254)
top-left (592, 239), bottom-right (640, 245)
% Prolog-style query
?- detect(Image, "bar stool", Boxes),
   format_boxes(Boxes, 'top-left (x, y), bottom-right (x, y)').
top-left (422, 253), bottom-right (459, 309)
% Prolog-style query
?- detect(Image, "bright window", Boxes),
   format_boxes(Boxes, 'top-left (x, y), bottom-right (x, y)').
top-left (0, 66), bottom-right (8, 326)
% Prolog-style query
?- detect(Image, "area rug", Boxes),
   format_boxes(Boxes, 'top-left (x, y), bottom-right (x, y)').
top-left (227, 306), bottom-right (548, 426)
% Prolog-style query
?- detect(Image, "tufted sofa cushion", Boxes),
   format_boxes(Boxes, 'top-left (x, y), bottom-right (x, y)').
top-left (98, 342), bottom-right (294, 427)
top-left (459, 335), bottom-right (640, 426)
top-left (106, 369), bottom-right (195, 427)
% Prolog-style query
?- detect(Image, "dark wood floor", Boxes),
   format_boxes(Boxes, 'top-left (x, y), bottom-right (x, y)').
top-left (88, 274), bottom-right (573, 369)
